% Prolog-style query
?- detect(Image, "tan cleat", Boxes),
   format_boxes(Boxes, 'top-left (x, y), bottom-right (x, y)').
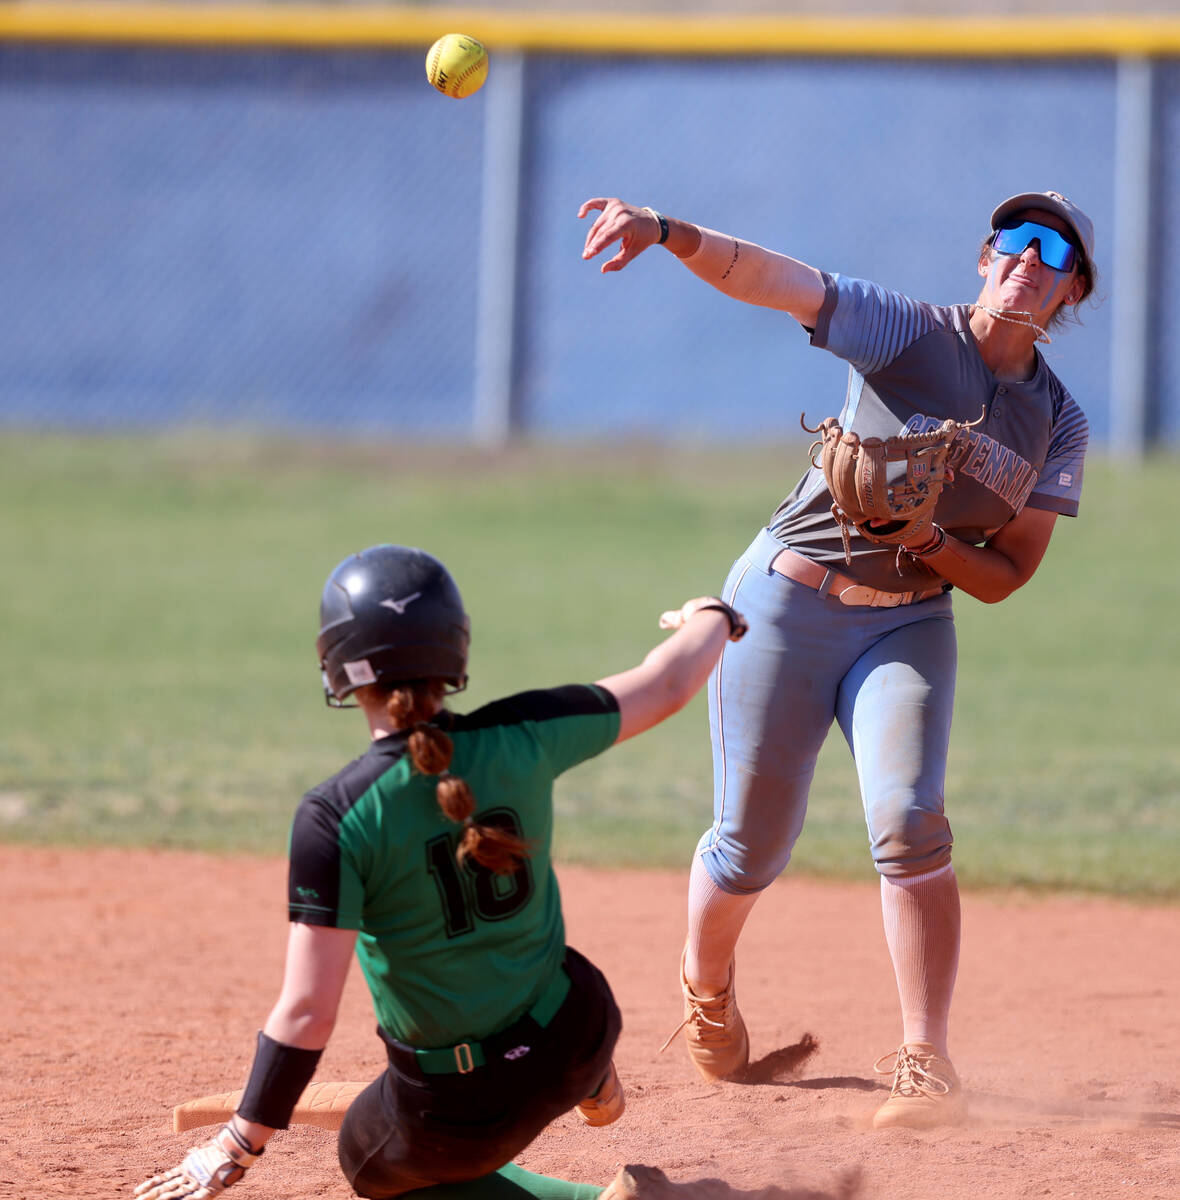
top-left (872, 1042), bottom-right (967, 1129)
top-left (574, 1060), bottom-right (625, 1127)
top-left (660, 951), bottom-right (749, 1082)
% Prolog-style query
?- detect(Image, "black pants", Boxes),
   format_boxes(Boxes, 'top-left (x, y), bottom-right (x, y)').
top-left (338, 947), bottom-right (622, 1199)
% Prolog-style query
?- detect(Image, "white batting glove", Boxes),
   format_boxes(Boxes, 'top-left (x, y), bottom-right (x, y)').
top-left (658, 596), bottom-right (748, 642)
top-left (135, 1124), bottom-right (262, 1200)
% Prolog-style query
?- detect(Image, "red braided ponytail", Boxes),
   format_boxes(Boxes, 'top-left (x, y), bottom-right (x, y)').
top-left (387, 682), bottom-right (531, 876)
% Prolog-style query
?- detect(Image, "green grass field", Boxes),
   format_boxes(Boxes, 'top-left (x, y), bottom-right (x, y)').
top-left (2, 431), bottom-right (1176, 898)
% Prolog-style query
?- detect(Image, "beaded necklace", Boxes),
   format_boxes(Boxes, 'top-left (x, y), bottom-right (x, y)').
top-left (970, 304), bottom-right (1051, 345)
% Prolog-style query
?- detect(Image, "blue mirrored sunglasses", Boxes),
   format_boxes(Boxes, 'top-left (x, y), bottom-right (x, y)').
top-left (989, 221), bottom-right (1079, 273)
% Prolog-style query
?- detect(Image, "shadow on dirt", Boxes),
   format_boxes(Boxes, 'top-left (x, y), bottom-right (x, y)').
top-left (780, 1075), bottom-right (880, 1093)
top-left (735, 1033), bottom-right (823, 1085)
top-left (612, 1163), bottom-right (864, 1200)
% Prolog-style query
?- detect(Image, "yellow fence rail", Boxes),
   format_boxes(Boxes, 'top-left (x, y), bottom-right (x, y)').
top-left (1, 4), bottom-right (1178, 56)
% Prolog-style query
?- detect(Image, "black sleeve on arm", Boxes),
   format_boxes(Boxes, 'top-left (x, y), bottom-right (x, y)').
top-left (236, 1031), bottom-right (324, 1129)
top-left (455, 683), bottom-right (618, 730)
top-left (288, 793), bottom-right (346, 926)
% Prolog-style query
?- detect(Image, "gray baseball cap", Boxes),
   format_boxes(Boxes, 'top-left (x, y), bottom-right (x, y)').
top-left (990, 190), bottom-right (1095, 276)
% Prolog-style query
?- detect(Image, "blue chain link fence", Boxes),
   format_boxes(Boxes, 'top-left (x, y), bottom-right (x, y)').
top-left (1, 25), bottom-right (1176, 444)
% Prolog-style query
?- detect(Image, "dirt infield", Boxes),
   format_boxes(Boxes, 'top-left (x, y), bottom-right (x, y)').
top-left (3, 845), bottom-right (1177, 1200)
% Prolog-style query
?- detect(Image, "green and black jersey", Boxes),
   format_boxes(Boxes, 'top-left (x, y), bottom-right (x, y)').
top-left (287, 684), bottom-right (620, 1050)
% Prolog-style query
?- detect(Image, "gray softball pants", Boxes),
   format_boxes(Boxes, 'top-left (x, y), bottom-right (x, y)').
top-left (699, 526), bottom-right (957, 892)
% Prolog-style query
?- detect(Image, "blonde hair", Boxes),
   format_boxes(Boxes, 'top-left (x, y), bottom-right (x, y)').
top-left (385, 680), bottom-right (531, 876)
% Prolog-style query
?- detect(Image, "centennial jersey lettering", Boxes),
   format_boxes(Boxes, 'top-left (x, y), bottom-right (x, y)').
top-left (906, 416), bottom-right (1039, 514)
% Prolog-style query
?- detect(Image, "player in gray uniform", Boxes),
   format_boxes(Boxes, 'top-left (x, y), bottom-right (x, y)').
top-left (579, 190), bottom-right (1095, 1128)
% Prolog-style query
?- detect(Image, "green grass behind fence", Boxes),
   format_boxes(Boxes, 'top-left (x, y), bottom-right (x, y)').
top-left (1, 431), bottom-right (1176, 898)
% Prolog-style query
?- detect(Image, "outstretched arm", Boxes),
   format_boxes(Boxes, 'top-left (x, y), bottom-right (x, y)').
top-left (596, 596), bottom-right (746, 743)
top-left (579, 196), bottom-right (826, 327)
top-left (231, 922), bottom-right (357, 1148)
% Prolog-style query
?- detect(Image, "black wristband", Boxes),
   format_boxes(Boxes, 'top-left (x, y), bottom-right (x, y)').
top-left (697, 599), bottom-right (747, 641)
top-left (643, 207), bottom-right (669, 245)
top-left (236, 1031), bottom-right (323, 1130)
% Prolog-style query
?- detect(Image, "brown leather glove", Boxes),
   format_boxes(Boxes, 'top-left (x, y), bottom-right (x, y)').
top-left (805, 415), bottom-right (975, 563)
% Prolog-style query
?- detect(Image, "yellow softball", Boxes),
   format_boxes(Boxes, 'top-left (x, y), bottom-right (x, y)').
top-left (425, 33), bottom-right (489, 99)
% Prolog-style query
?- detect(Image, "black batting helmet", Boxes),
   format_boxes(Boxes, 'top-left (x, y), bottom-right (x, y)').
top-left (316, 545), bottom-right (470, 707)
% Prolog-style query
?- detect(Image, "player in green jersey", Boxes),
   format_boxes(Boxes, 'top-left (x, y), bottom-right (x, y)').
top-left (135, 543), bottom-right (746, 1200)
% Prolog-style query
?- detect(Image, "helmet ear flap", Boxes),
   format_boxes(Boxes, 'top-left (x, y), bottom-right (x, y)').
top-left (316, 546), bottom-right (470, 706)
top-left (320, 666), bottom-right (358, 709)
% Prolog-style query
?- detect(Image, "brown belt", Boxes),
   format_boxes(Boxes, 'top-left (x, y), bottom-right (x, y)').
top-left (770, 548), bottom-right (945, 608)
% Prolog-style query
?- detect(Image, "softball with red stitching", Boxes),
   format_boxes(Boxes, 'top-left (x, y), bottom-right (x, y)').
top-left (425, 34), bottom-right (489, 99)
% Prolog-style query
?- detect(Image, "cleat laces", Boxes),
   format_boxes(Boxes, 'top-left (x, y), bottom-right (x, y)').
top-left (660, 989), bottom-right (733, 1053)
top-left (874, 1044), bottom-right (953, 1099)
